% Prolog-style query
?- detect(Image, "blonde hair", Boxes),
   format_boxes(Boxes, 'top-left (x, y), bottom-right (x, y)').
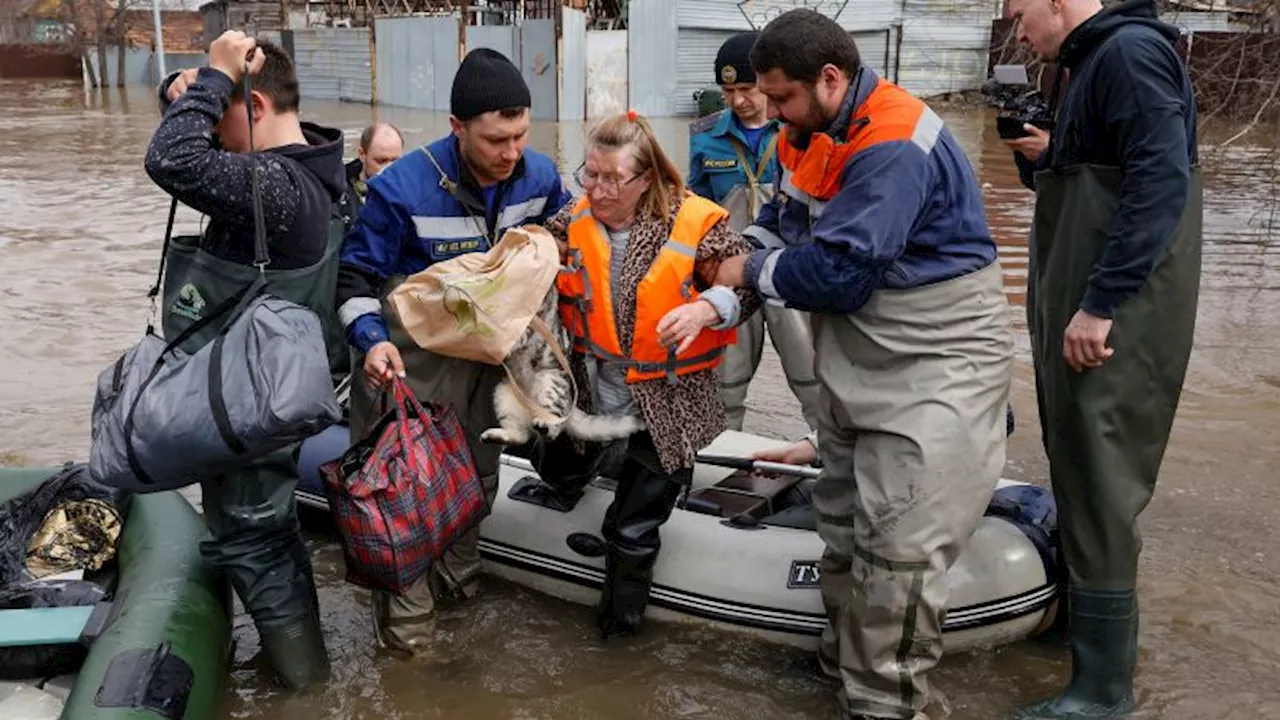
top-left (587, 110), bottom-right (685, 219)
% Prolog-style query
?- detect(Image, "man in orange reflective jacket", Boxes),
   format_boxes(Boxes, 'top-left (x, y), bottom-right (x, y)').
top-left (716, 10), bottom-right (1015, 718)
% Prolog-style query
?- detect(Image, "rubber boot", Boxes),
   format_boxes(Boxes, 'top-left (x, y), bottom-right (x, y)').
top-left (1013, 589), bottom-right (1138, 719)
top-left (202, 455), bottom-right (332, 691)
top-left (531, 433), bottom-right (612, 505)
top-left (595, 450), bottom-right (684, 640)
top-left (596, 542), bottom-right (658, 639)
top-left (260, 613), bottom-right (331, 691)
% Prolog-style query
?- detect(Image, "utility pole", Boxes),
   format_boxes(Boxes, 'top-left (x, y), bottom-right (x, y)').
top-left (151, 0), bottom-right (167, 79)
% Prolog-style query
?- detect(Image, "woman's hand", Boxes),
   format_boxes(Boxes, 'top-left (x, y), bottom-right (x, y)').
top-left (657, 299), bottom-right (721, 354)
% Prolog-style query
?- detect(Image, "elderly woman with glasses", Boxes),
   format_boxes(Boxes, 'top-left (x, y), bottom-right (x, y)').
top-left (539, 109), bottom-right (761, 639)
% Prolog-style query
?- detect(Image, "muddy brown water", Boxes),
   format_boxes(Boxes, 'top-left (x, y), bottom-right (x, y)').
top-left (1, 79), bottom-right (1278, 719)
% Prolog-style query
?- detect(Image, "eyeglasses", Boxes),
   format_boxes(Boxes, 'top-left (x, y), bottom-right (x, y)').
top-left (574, 163), bottom-right (642, 197)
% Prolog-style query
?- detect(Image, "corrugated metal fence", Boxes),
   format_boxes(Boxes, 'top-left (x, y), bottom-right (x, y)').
top-left (626, 0), bottom-right (1006, 115)
top-left (560, 8), bottom-right (588, 121)
top-left (374, 17), bottom-right (459, 111)
top-left (896, 0), bottom-right (995, 98)
top-left (366, 18), bottom-right (558, 115)
top-left (634, 0), bottom-right (902, 117)
top-left (291, 27), bottom-right (373, 103)
top-left (84, 47), bottom-right (205, 87)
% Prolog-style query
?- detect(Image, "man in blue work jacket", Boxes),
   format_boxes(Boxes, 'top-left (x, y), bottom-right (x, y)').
top-left (688, 31), bottom-right (823, 434)
top-left (335, 47), bottom-right (573, 656)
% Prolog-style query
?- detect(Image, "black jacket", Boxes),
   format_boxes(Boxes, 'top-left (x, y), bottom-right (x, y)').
top-left (1015, 0), bottom-right (1197, 318)
top-left (145, 67), bottom-right (347, 270)
top-left (335, 157), bottom-right (366, 231)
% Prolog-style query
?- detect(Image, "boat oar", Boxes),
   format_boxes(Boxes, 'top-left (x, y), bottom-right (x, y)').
top-left (695, 453), bottom-right (822, 480)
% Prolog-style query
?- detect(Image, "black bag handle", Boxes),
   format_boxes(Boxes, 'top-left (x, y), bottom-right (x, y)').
top-left (244, 61), bottom-right (269, 271)
top-left (145, 199), bottom-right (178, 336)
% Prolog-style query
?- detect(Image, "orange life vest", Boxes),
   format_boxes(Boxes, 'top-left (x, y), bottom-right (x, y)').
top-left (777, 77), bottom-right (939, 203)
top-left (556, 193), bottom-right (737, 385)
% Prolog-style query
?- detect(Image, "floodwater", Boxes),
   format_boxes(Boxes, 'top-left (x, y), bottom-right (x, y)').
top-left (1, 79), bottom-right (1278, 719)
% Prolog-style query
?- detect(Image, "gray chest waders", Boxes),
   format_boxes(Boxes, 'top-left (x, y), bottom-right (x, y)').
top-left (716, 135), bottom-right (823, 433)
top-left (809, 261), bottom-right (1014, 717)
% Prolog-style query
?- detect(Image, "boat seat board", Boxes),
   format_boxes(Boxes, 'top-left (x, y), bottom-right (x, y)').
top-left (685, 472), bottom-right (802, 520)
top-left (689, 431), bottom-right (793, 489)
top-left (0, 606), bottom-right (93, 647)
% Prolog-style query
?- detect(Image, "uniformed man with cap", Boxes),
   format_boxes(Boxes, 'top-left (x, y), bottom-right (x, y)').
top-left (688, 31), bottom-right (822, 434)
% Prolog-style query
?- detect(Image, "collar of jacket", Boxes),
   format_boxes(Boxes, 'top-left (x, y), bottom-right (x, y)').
top-left (345, 157), bottom-right (362, 183)
top-left (828, 66), bottom-right (878, 140)
top-left (343, 157), bottom-right (366, 197)
top-left (710, 109), bottom-right (780, 144)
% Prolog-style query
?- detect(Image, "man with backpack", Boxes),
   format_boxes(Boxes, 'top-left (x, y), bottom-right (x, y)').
top-left (336, 47), bottom-right (573, 656)
top-left (145, 30), bottom-right (347, 689)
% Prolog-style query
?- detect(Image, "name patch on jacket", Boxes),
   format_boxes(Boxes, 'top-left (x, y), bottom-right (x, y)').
top-left (433, 238), bottom-right (484, 257)
top-left (702, 158), bottom-right (739, 170)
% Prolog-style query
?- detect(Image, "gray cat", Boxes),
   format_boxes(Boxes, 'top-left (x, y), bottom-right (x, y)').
top-left (480, 284), bottom-right (646, 446)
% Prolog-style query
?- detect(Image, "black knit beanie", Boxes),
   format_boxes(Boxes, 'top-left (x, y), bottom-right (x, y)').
top-left (451, 48), bottom-right (532, 121)
top-left (715, 32), bottom-right (759, 86)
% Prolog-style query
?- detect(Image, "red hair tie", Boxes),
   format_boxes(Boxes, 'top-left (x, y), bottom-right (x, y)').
top-left (626, 109), bottom-right (638, 123)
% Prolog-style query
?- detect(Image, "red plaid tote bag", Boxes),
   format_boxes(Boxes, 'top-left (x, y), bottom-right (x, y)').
top-left (318, 376), bottom-right (486, 595)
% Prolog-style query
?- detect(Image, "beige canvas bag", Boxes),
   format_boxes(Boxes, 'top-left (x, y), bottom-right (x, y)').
top-left (387, 224), bottom-right (576, 425)
top-left (387, 224), bottom-right (562, 365)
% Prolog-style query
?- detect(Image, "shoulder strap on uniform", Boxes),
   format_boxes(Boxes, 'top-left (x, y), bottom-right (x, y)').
top-left (420, 145), bottom-right (492, 240)
top-left (688, 109), bottom-right (726, 137)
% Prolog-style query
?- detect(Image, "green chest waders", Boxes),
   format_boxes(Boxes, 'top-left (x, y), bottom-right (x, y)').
top-left (150, 70), bottom-right (347, 690)
top-left (1016, 163), bottom-right (1203, 719)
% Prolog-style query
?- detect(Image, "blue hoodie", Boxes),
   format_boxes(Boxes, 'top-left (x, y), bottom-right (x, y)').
top-left (1015, 0), bottom-right (1197, 319)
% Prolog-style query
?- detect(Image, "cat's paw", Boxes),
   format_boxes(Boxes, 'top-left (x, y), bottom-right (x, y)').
top-left (620, 414), bottom-right (645, 429)
top-left (481, 427), bottom-right (520, 445)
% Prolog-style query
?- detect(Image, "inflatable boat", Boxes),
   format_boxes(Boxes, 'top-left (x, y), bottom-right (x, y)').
top-left (296, 424), bottom-right (1061, 654)
top-left (0, 466), bottom-right (232, 720)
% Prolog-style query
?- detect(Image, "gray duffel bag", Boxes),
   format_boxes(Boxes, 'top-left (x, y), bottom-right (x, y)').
top-left (89, 274), bottom-right (342, 493)
top-left (89, 100), bottom-right (341, 493)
